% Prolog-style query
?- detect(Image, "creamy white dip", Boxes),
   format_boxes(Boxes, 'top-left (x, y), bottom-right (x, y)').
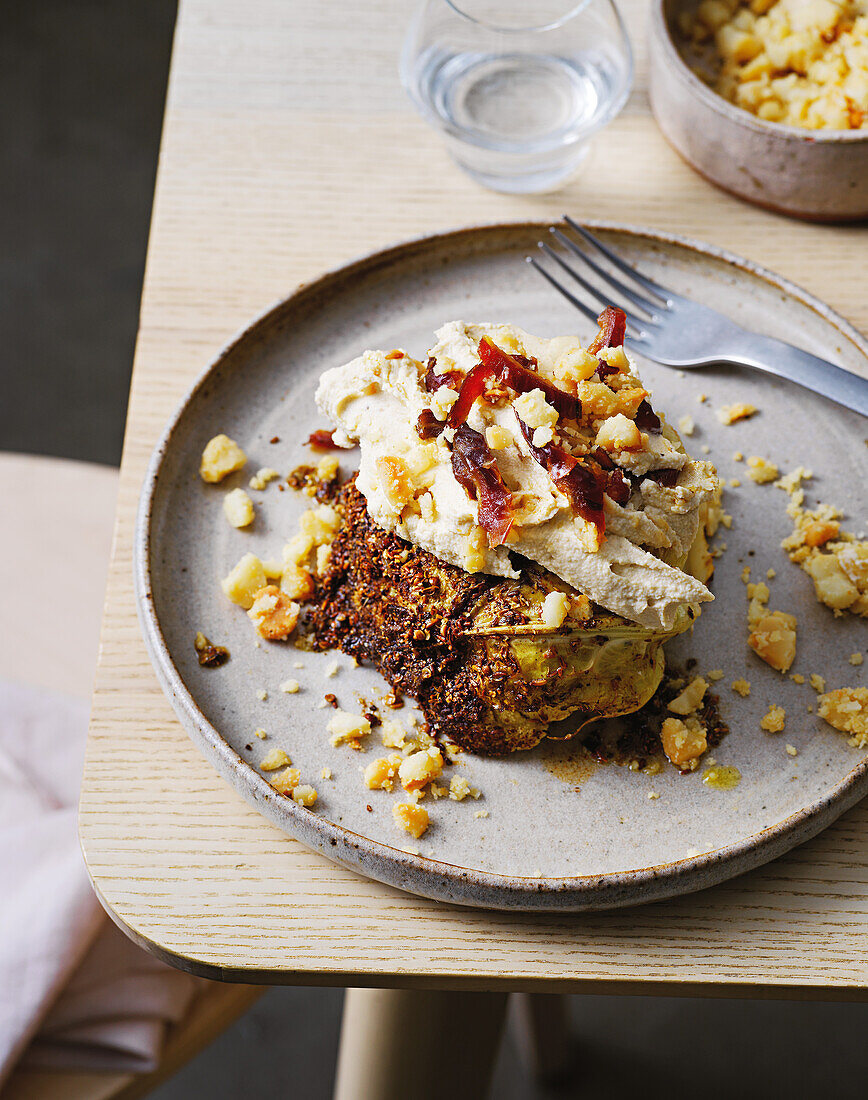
top-left (316, 322), bottom-right (719, 631)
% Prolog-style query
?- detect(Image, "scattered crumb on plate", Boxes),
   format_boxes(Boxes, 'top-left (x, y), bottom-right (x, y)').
top-left (200, 434), bottom-right (246, 483)
top-left (716, 402), bottom-right (757, 425)
top-left (760, 704), bottom-right (786, 733)
top-left (817, 687), bottom-right (868, 746)
top-left (746, 456), bottom-right (779, 484)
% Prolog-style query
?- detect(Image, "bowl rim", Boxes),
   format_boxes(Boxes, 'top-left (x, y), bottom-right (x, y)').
top-left (650, 0), bottom-right (868, 145)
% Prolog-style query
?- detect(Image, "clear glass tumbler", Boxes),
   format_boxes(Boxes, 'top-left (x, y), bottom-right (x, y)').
top-left (400, 0), bottom-right (634, 193)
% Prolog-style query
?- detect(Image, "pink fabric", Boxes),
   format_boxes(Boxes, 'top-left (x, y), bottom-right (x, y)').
top-left (0, 681), bottom-right (202, 1086)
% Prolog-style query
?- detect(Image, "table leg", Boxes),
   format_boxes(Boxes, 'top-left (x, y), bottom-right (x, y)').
top-left (333, 988), bottom-right (508, 1100)
top-left (512, 993), bottom-right (572, 1081)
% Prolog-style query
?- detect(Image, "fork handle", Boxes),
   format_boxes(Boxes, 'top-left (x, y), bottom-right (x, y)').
top-left (727, 333), bottom-right (868, 419)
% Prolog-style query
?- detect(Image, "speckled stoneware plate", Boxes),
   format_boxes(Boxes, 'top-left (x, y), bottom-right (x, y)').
top-left (136, 222), bottom-right (868, 911)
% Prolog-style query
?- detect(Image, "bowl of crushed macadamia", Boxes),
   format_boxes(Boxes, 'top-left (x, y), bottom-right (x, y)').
top-left (649, 0), bottom-right (868, 220)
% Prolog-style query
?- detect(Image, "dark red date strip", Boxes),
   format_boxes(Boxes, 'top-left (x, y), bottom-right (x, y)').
top-left (450, 423), bottom-right (514, 548)
top-left (415, 409), bottom-right (445, 440)
top-left (515, 415), bottom-right (606, 536)
top-left (423, 358), bottom-right (463, 393)
top-left (446, 337), bottom-right (581, 430)
top-left (587, 306), bottom-right (627, 355)
top-left (634, 399), bottom-right (661, 433)
top-left (307, 429), bottom-right (340, 450)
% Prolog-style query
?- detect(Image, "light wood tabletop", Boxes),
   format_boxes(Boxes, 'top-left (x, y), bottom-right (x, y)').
top-left (80, 0), bottom-right (868, 995)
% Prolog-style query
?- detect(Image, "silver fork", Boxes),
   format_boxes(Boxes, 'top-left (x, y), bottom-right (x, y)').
top-left (528, 216), bottom-right (868, 418)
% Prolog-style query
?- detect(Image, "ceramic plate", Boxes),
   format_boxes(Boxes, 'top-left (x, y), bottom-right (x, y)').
top-left (136, 222), bottom-right (868, 911)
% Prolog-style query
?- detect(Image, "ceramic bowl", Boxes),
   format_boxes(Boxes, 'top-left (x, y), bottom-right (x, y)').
top-left (648, 0), bottom-right (868, 221)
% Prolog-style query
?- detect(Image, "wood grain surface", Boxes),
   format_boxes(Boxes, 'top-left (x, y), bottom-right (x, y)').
top-left (79, 0), bottom-right (868, 992)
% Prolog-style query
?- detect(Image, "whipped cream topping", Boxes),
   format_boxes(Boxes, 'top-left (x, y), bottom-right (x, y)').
top-left (316, 322), bottom-right (720, 631)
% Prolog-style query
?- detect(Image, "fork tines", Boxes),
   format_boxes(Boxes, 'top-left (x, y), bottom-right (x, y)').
top-left (528, 218), bottom-right (671, 341)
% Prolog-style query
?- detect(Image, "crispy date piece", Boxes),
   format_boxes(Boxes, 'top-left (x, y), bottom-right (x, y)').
top-left (515, 416), bottom-right (606, 535)
top-left (194, 632), bottom-right (229, 667)
top-left (587, 306), bottom-right (627, 354)
top-left (450, 423), bottom-right (513, 547)
top-left (307, 429), bottom-right (340, 450)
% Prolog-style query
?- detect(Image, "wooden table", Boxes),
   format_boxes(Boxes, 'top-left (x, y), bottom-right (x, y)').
top-left (80, 0), bottom-right (868, 1003)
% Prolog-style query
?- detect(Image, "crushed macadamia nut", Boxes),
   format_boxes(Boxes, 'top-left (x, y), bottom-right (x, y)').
top-left (380, 720), bottom-right (406, 749)
top-left (678, 415), bottom-right (695, 436)
top-left (269, 766), bottom-right (301, 794)
top-left (661, 716), bottom-right (708, 767)
top-left (803, 549), bottom-right (866, 613)
top-left (817, 687), bottom-right (868, 746)
top-left (398, 748), bottom-right (444, 792)
top-left (760, 704), bottom-right (786, 733)
top-left (200, 434), bottom-right (247, 482)
top-left (777, 476), bottom-right (867, 618)
top-left (746, 456), bottom-right (779, 484)
top-left (514, 388), bottom-right (559, 431)
top-left (393, 802), bottom-right (429, 839)
top-left (485, 425), bottom-right (513, 450)
top-left (327, 709), bottom-right (371, 747)
top-left (316, 454), bottom-right (340, 482)
top-left (259, 747), bottom-right (291, 771)
top-left (732, 678), bottom-right (751, 697)
top-left (716, 403), bottom-right (757, 425)
top-left (281, 562), bottom-right (315, 602)
top-left (448, 775), bottom-right (471, 801)
top-left (249, 467), bottom-right (280, 491)
top-left (364, 755), bottom-right (402, 791)
top-left (667, 676), bottom-right (708, 715)
top-left (222, 553), bottom-right (267, 608)
top-left (595, 413), bottom-right (642, 452)
top-left (686, 0), bottom-right (868, 133)
top-left (464, 525), bottom-right (487, 573)
top-left (744, 577), bottom-right (796, 672)
top-left (375, 455), bottom-right (415, 509)
top-left (748, 610), bottom-right (797, 673)
top-left (247, 585), bottom-right (300, 640)
top-left (223, 487), bottom-right (255, 528)
top-left (292, 784), bottom-right (318, 807)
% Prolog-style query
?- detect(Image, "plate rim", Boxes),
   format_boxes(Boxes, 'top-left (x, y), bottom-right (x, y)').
top-left (134, 218), bottom-right (868, 911)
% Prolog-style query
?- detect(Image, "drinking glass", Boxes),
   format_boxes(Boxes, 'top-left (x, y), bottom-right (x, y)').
top-left (400, 0), bottom-right (634, 193)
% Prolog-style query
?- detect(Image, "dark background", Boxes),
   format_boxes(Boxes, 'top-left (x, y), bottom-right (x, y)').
top-left (4, 3), bottom-right (865, 1097)
top-left (1, 0), bottom-right (175, 465)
